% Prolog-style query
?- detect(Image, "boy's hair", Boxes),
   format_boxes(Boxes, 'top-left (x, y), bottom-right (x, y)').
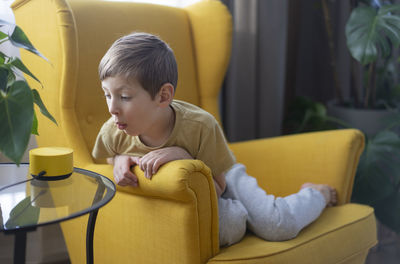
top-left (99, 32), bottom-right (178, 99)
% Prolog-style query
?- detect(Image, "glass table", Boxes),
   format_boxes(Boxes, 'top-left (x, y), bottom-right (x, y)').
top-left (0, 163), bottom-right (116, 264)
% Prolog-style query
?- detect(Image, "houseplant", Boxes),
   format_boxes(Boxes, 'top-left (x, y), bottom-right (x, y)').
top-left (325, 0), bottom-right (400, 133)
top-left (318, 0), bottom-right (400, 235)
top-left (352, 129), bottom-right (400, 233)
top-left (340, 0), bottom-right (400, 234)
top-left (324, 0), bottom-right (400, 110)
top-left (0, 19), bottom-right (56, 165)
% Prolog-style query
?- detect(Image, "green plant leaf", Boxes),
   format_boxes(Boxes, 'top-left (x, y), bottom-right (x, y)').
top-left (7, 69), bottom-right (15, 88)
top-left (355, 159), bottom-right (394, 204)
top-left (283, 96), bottom-right (342, 133)
top-left (314, 102), bottom-right (327, 116)
top-left (0, 31), bottom-right (7, 41)
top-left (375, 30), bottom-right (391, 57)
top-left (0, 66), bottom-right (8, 92)
top-left (8, 25), bottom-right (48, 62)
top-left (8, 57), bottom-right (42, 85)
top-left (5, 196), bottom-right (40, 229)
top-left (346, 4), bottom-right (400, 65)
top-left (31, 89), bottom-right (57, 125)
top-left (32, 111), bottom-right (38, 135)
top-left (372, 130), bottom-right (400, 148)
top-left (374, 190), bottom-right (400, 233)
top-left (383, 112), bottom-right (400, 130)
top-left (353, 130), bottom-right (400, 205)
top-left (0, 80), bottom-right (33, 164)
top-left (0, 51), bottom-right (5, 64)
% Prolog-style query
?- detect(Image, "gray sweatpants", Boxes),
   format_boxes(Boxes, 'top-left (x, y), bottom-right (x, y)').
top-left (218, 163), bottom-right (326, 247)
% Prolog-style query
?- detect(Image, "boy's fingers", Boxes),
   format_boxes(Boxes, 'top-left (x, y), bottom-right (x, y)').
top-left (130, 156), bottom-right (141, 165)
top-left (126, 172), bottom-right (138, 183)
top-left (145, 163), bottom-right (153, 179)
top-left (118, 169), bottom-right (137, 182)
top-left (152, 158), bottom-right (163, 175)
top-left (133, 154), bottom-right (162, 179)
top-left (118, 174), bottom-right (138, 187)
top-left (139, 160), bottom-right (145, 172)
top-left (115, 174), bottom-right (128, 186)
top-left (148, 158), bottom-right (160, 179)
top-left (121, 178), bottom-right (138, 187)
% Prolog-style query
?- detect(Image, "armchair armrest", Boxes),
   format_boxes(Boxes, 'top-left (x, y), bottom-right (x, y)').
top-left (229, 129), bottom-right (365, 205)
top-left (85, 160), bottom-right (216, 201)
top-left (83, 159), bottom-right (220, 262)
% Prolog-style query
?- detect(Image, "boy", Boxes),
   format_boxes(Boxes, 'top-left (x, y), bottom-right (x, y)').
top-left (92, 32), bottom-right (337, 247)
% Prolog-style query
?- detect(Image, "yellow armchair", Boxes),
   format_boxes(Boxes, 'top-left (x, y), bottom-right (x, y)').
top-left (12, 0), bottom-right (377, 263)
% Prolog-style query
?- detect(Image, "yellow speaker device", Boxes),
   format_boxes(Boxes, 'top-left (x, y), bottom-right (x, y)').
top-left (29, 147), bottom-right (73, 180)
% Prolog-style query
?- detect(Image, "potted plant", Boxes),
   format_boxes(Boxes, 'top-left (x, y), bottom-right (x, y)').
top-left (0, 19), bottom-right (56, 165)
top-left (325, 0), bottom-right (400, 135)
top-left (331, 0), bottom-right (400, 236)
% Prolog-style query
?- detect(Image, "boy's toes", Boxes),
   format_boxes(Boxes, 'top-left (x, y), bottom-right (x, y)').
top-left (329, 188), bottom-right (338, 206)
top-left (325, 187), bottom-right (337, 207)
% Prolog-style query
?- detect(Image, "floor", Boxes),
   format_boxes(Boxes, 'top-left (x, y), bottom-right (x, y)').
top-left (365, 222), bottom-right (400, 264)
top-left (0, 224), bottom-right (70, 264)
top-left (366, 244), bottom-right (400, 264)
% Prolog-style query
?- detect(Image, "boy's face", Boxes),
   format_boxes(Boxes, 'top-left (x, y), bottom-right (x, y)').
top-left (102, 75), bottom-right (161, 137)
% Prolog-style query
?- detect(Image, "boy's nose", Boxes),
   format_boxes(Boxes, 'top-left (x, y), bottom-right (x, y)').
top-left (108, 100), bottom-right (119, 115)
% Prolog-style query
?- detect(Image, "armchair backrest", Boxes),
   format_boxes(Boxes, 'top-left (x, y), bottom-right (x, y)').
top-left (12, 0), bottom-right (232, 167)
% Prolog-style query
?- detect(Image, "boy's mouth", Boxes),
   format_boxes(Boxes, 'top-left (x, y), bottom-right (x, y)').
top-left (116, 122), bottom-right (127, 130)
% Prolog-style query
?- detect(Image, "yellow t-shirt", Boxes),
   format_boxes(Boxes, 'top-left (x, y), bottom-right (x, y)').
top-left (92, 99), bottom-right (236, 183)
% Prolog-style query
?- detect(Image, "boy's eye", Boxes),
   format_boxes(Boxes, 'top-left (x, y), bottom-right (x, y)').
top-left (121, 95), bottom-right (131, 101)
top-left (104, 94), bottom-right (111, 99)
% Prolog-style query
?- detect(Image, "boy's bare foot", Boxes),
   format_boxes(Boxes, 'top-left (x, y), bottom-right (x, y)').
top-left (301, 183), bottom-right (337, 207)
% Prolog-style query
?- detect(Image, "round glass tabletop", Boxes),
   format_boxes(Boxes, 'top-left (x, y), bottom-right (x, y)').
top-left (0, 163), bottom-right (116, 232)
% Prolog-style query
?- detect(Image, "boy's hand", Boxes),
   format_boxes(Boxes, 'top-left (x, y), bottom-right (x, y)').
top-left (213, 178), bottom-right (223, 197)
top-left (112, 155), bottom-right (140, 187)
top-left (137, 147), bottom-right (192, 179)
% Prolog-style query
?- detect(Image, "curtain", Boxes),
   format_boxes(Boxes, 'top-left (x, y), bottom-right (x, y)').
top-left (285, 0), bottom-right (351, 105)
top-left (221, 0), bottom-right (288, 142)
top-left (221, 0), bottom-right (351, 142)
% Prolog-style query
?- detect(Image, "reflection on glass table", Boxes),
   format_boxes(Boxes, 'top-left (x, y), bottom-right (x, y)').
top-left (0, 163), bottom-right (116, 264)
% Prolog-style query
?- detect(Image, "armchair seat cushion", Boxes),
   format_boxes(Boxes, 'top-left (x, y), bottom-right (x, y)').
top-left (209, 204), bottom-right (376, 264)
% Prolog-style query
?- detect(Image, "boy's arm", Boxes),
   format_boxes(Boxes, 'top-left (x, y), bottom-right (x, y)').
top-left (140, 147), bottom-right (225, 197)
top-left (110, 147), bottom-right (193, 187)
top-left (111, 147), bottom-right (225, 197)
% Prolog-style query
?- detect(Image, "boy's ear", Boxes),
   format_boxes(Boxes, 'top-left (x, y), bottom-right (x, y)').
top-left (158, 83), bottom-right (174, 107)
